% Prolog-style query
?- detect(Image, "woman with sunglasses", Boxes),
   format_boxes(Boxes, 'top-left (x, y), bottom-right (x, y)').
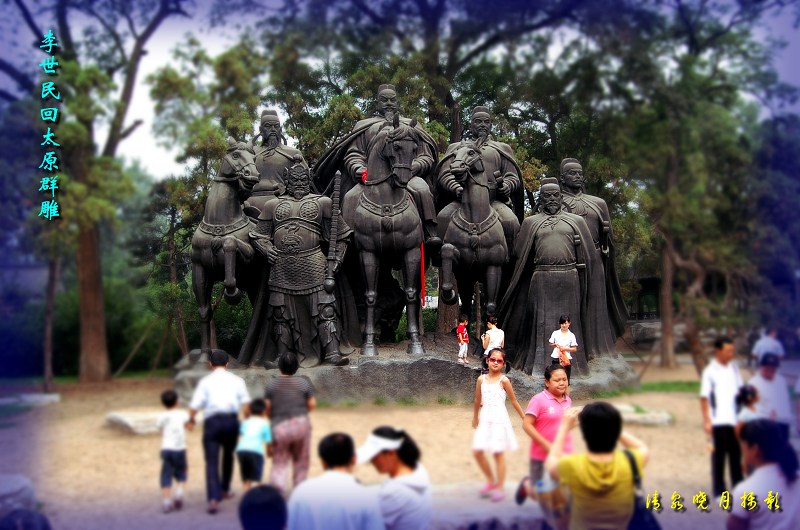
top-left (471, 347), bottom-right (526, 502)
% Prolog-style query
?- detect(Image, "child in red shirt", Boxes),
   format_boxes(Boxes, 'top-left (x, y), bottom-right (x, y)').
top-left (456, 314), bottom-right (470, 364)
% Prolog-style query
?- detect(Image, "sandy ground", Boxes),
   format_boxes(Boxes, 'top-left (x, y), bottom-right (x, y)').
top-left (0, 360), bottom-right (788, 530)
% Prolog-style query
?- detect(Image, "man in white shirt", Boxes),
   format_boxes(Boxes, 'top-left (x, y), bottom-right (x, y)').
top-left (750, 327), bottom-right (784, 365)
top-left (189, 350), bottom-right (251, 514)
top-left (288, 433), bottom-right (385, 530)
top-left (700, 336), bottom-right (744, 497)
top-left (748, 353), bottom-right (794, 441)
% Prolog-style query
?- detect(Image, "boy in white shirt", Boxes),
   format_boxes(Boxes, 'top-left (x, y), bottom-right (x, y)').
top-left (157, 389), bottom-right (190, 513)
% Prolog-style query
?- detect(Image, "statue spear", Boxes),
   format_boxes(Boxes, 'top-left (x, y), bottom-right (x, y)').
top-left (324, 170), bottom-right (342, 293)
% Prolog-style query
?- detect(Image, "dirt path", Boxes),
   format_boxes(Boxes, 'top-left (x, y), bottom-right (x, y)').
top-left (0, 364), bottom-right (741, 529)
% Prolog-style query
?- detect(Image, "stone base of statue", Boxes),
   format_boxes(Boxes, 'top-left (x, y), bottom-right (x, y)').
top-left (174, 335), bottom-right (638, 405)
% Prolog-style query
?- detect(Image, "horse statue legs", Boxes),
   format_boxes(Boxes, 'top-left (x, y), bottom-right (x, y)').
top-left (190, 139), bottom-right (258, 356)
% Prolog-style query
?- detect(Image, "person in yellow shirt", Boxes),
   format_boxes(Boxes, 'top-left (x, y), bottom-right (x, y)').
top-left (545, 402), bottom-right (650, 530)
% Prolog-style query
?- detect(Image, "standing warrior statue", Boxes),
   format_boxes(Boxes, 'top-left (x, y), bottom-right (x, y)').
top-left (559, 158), bottom-right (628, 350)
top-left (498, 178), bottom-right (602, 375)
top-left (249, 158), bottom-right (351, 367)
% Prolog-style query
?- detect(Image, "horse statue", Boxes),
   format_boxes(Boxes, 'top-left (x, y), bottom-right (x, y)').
top-left (346, 115), bottom-right (426, 356)
top-left (191, 139), bottom-right (259, 355)
top-left (437, 137), bottom-right (519, 317)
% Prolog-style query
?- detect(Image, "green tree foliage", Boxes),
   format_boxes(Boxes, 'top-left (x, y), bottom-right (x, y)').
top-left (141, 34), bottom-right (270, 354)
top-left (212, 0), bottom-right (654, 158)
top-left (3, 0), bottom-right (192, 382)
top-left (751, 115), bottom-right (800, 328)
top-left (606, 0), bottom-right (799, 367)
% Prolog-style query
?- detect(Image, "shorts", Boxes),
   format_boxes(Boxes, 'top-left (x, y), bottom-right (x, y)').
top-left (237, 450), bottom-right (265, 482)
top-left (458, 343), bottom-right (468, 357)
top-left (160, 449), bottom-right (187, 488)
top-left (529, 459), bottom-right (545, 484)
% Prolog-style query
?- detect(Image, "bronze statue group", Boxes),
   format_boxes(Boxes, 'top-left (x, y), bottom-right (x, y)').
top-left (190, 83), bottom-right (629, 377)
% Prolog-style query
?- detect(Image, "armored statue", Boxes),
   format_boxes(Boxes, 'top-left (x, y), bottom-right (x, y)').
top-left (498, 178), bottom-right (603, 375)
top-left (243, 110), bottom-right (307, 219)
top-left (559, 158), bottom-right (628, 348)
top-left (247, 159), bottom-right (350, 368)
top-left (437, 106), bottom-right (524, 252)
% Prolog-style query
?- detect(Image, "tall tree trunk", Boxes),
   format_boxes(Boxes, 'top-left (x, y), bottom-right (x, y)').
top-left (77, 225), bottom-right (110, 382)
top-left (684, 317), bottom-right (707, 377)
top-left (42, 257), bottom-right (61, 392)
top-left (659, 242), bottom-right (678, 368)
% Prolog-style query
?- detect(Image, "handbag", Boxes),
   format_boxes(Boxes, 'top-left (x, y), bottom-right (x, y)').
top-left (559, 350), bottom-right (571, 367)
top-left (623, 450), bottom-right (661, 530)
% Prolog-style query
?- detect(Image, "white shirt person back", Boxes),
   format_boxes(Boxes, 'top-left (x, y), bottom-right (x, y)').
top-left (189, 367), bottom-right (251, 418)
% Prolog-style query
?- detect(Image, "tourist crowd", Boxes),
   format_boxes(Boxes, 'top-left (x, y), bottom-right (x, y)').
top-left (148, 325), bottom-right (800, 530)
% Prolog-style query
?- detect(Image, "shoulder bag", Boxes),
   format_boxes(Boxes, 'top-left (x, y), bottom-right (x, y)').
top-left (623, 450), bottom-right (661, 530)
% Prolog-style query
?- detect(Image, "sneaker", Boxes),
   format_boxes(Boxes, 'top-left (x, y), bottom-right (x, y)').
top-left (173, 496), bottom-right (183, 510)
top-left (491, 490), bottom-right (506, 503)
top-left (162, 500), bottom-right (174, 514)
top-left (479, 483), bottom-right (495, 497)
top-left (222, 491), bottom-right (235, 500)
top-left (207, 500), bottom-right (219, 515)
top-left (515, 476), bottom-right (529, 505)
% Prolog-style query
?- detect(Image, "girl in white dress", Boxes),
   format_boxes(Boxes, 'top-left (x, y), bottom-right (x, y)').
top-left (471, 347), bottom-right (526, 502)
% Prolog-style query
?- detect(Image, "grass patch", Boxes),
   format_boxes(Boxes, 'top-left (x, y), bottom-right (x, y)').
top-left (437, 396), bottom-right (455, 405)
top-left (631, 403), bottom-right (648, 414)
top-left (640, 381), bottom-right (700, 393)
top-left (373, 397), bottom-right (388, 406)
top-left (591, 387), bottom-right (638, 399)
top-left (396, 397), bottom-right (418, 406)
top-left (315, 399), bottom-right (332, 409)
top-left (342, 400), bottom-right (361, 408)
top-left (591, 380), bottom-right (700, 399)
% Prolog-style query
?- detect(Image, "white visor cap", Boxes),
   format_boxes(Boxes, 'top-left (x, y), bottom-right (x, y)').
top-left (356, 433), bottom-right (403, 464)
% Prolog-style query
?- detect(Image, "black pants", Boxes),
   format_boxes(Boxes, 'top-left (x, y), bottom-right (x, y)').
top-left (711, 425), bottom-right (743, 497)
top-left (203, 413), bottom-right (239, 502)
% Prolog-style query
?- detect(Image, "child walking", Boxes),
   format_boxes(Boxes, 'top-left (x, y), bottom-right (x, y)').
top-left (157, 389), bottom-right (189, 513)
top-left (457, 314), bottom-right (470, 364)
top-left (516, 364), bottom-right (573, 505)
top-left (549, 315), bottom-right (577, 383)
top-left (472, 347), bottom-right (526, 502)
top-left (236, 398), bottom-right (273, 492)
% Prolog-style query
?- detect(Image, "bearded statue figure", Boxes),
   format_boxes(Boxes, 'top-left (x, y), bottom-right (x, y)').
top-left (559, 158), bottom-right (628, 356)
top-left (242, 110), bottom-right (307, 220)
top-left (241, 158), bottom-right (351, 368)
top-left (498, 178), bottom-right (604, 375)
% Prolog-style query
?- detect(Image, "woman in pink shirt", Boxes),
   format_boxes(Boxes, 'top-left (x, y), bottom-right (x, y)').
top-left (515, 364), bottom-right (572, 504)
